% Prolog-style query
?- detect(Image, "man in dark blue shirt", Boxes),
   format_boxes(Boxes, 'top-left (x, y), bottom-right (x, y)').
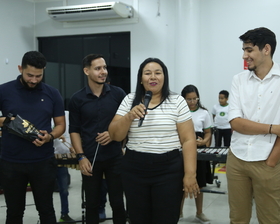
top-left (69, 54), bottom-right (126, 224)
top-left (0, 51), bottom-right (65, 224)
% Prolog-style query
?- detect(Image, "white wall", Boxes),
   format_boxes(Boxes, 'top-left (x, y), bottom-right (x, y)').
top-left (0, 0), bottom-right (35, 84)
top-left (198, 0), bottom-right (280, 111)
top-left (34, 0), bottom-right (177, 93)
top-left (2, 0), bottom-right (280, 114)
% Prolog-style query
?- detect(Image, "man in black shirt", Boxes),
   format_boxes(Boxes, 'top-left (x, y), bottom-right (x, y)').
top-left (69, 54), bottom-right (126, 224)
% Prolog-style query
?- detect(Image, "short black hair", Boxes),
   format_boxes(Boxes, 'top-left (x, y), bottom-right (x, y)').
top-left (219, 90), bottom-right (229, 98)
top-left (239, 27), bottom-right (277, 57)
top-left (82, 54), bottom-right (104, 68)
top-left (21, 51), bottom-right (46, 69)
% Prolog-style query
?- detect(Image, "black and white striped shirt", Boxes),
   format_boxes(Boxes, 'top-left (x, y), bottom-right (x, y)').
top-left (117, 93), bottom-right (192, 154)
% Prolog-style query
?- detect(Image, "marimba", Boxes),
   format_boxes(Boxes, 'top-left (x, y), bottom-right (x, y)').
top-left (55, 153), bottom-right (79, 170)
top-left (197, 147), bottom-right (229, 163)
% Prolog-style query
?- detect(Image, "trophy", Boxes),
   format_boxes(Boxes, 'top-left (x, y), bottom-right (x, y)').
top-left (3, 113), bottom-right (43, 141)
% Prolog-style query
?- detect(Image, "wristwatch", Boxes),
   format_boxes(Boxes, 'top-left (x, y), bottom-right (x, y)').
top-left (76, 153), bottom-right (87, 161)
top-left (49, 133), bottom-right (54, 142)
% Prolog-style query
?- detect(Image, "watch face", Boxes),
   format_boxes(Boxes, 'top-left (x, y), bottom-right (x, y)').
top-left (77, 154), bottom-right (85, 160)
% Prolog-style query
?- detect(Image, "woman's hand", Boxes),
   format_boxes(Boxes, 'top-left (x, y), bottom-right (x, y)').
top-left (127, 104), bottom-right (147, 121)
top-left (196, 136), bottom-right (205, 147)
top-left (183, 174), bottom-right (200, 199)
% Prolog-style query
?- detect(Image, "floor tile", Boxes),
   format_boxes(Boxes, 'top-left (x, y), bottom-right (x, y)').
top-left (0, 165), bottom-right (258, 224)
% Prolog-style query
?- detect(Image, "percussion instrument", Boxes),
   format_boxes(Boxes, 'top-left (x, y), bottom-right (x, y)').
top-left (55, 153), bottom-right (79, 170)
top-left (197, 147), bottom-right (229, 163)
top-left (55, 141), bottom-right (80, 170)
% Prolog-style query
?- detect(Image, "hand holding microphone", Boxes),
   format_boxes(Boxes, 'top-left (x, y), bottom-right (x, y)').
top-left (138, 91), bottom-right (153, 127)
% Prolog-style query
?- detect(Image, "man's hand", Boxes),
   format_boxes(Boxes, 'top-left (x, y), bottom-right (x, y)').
top-left (79, 158), bottom-right (93, 176)
top-left (32, 130), bottom-right (51, 146)
top-left (96, 131), bottom-right (112, 146)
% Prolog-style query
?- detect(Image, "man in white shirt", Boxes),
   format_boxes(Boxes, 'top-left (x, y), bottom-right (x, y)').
top-left (228, 27), bottom-right (280, 224)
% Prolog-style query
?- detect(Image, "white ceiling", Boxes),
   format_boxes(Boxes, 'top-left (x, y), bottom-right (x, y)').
top-left (25, 0), bottom-right (61, 2)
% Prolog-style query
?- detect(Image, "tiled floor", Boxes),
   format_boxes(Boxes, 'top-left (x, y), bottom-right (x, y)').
top-left (0, 164), bottom-right (258, 224)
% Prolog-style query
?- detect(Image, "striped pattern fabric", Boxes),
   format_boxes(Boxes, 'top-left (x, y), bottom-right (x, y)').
top-left (117, 93), bottom-right (192, 154)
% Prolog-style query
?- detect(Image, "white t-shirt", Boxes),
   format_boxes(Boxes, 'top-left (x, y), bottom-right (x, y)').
top-left (212, 104), bottom-right (231, 129)
top-left (116, 93), bottom-right (192, 154)
top-left (52, 111), bottom-right (70, 154)
top-left (191, 108), bottom-right (212, 132)
top-left (229, 62), bottom-right (280, 161)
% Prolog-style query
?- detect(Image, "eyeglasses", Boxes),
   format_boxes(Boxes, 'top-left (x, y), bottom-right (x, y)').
top-left (186, 98), bottom-right (199, 102)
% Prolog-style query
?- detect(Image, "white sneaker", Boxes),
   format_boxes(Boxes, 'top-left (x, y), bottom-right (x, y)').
top-left (195, 213), bottom-right (211, 224)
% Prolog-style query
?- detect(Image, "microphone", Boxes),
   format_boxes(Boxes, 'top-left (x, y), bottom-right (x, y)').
top-left (138, 91), bottom-right (153, 127)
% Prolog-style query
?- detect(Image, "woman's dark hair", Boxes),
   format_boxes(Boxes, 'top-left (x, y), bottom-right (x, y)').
top-left (132, 57), bottom-right (170, 107)
top-left (219, 90), bottom-right (229, 98)
top-left (21, 51), bottom-right (46, 69)
top-left (239, 27), bottom-right (276, 58)
top-left (82, 54), bottom-right (104, 68)
top-left (181, 84), bottom-right (207, 110)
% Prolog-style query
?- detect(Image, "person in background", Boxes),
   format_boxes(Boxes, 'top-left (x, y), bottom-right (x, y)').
top-left (0, 128), bottom-right (2, 193)
top-left (228, 27), bottom-right (280, 223)
top-left (108, 57), bottom-right (199, 224)
top-left (53, 111), bottom-right (76, 223)
top-left (69, 54), bottom-right (127, 224)
top-left (212, 90), bottom-right (231, 147)
top-left (98, 76), bottom-right (111, 222)
top-left (0, 51), bottom-right (65, 224)
top-left (181, 84), bottom-right (212, 224)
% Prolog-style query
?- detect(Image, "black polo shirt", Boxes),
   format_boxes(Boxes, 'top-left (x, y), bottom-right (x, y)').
top-left (0, 75), bottom-right (65, 163)
top-left (69, 83), bottom-right (126, 161)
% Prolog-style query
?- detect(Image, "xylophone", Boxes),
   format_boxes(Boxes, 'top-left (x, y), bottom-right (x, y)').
top-left (197, 147), bottom-right (229, 163)
top-left (55, 153), bottom-right (80, 170)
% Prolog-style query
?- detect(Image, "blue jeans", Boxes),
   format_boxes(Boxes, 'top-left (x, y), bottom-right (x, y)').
top-left (82, 155), bottom-right (126, 224)
top-left (56, 167), bottom-right (70, 215)
top-left (0, 157), bottom-right (57, 224)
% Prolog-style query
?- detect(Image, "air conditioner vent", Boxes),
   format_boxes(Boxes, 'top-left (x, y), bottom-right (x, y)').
top-left (46, 2), bottom-right (133, 22)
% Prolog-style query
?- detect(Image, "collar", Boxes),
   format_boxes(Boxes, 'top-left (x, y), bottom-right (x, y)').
top-left (85, 83), bottom-right (111, 96)
top-left (248, 61), bottom-right (280, 81)
top-left (190, 107), bottom-right (199, 112)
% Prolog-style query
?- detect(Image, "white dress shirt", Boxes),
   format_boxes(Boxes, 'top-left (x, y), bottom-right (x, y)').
top-left (228, 62), bottom-right (280, 161)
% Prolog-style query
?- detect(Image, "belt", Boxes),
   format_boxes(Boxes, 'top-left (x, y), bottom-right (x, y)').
top-left (125, 148), bottom-right (180, 163)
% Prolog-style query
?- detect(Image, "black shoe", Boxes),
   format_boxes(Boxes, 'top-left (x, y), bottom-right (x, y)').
top-left (99, 209), bottom-right (106, 222)
top-left (59, 214), bottom-right (76, 223)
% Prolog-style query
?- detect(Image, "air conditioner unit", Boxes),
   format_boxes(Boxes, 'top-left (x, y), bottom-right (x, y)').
top-left (46, 2), bottom-right (133, 22)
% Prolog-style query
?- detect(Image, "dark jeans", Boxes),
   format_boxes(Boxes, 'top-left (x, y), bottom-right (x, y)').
top-left (122, 149), bottom-right (184, 224)
top-left (214, 128), bottom-right (232, 147)
top-left (99, 178), bottom-right (108, 212)
top-left (0, 157), bottom-right (57, 224)
top-left (82, 155), bottom-right (126, 224)
top-left (56, 167), bottom-right (70, 215)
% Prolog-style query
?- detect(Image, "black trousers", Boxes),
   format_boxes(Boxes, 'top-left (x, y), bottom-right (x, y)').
top-left (0, 157), bottom-right (57, 224)
top-left (122, 149), bottom-right (184, 224)
top-left (214, 128), bottom-right (232, 147)
top-left (82, 155), bottom-right (126, 224)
